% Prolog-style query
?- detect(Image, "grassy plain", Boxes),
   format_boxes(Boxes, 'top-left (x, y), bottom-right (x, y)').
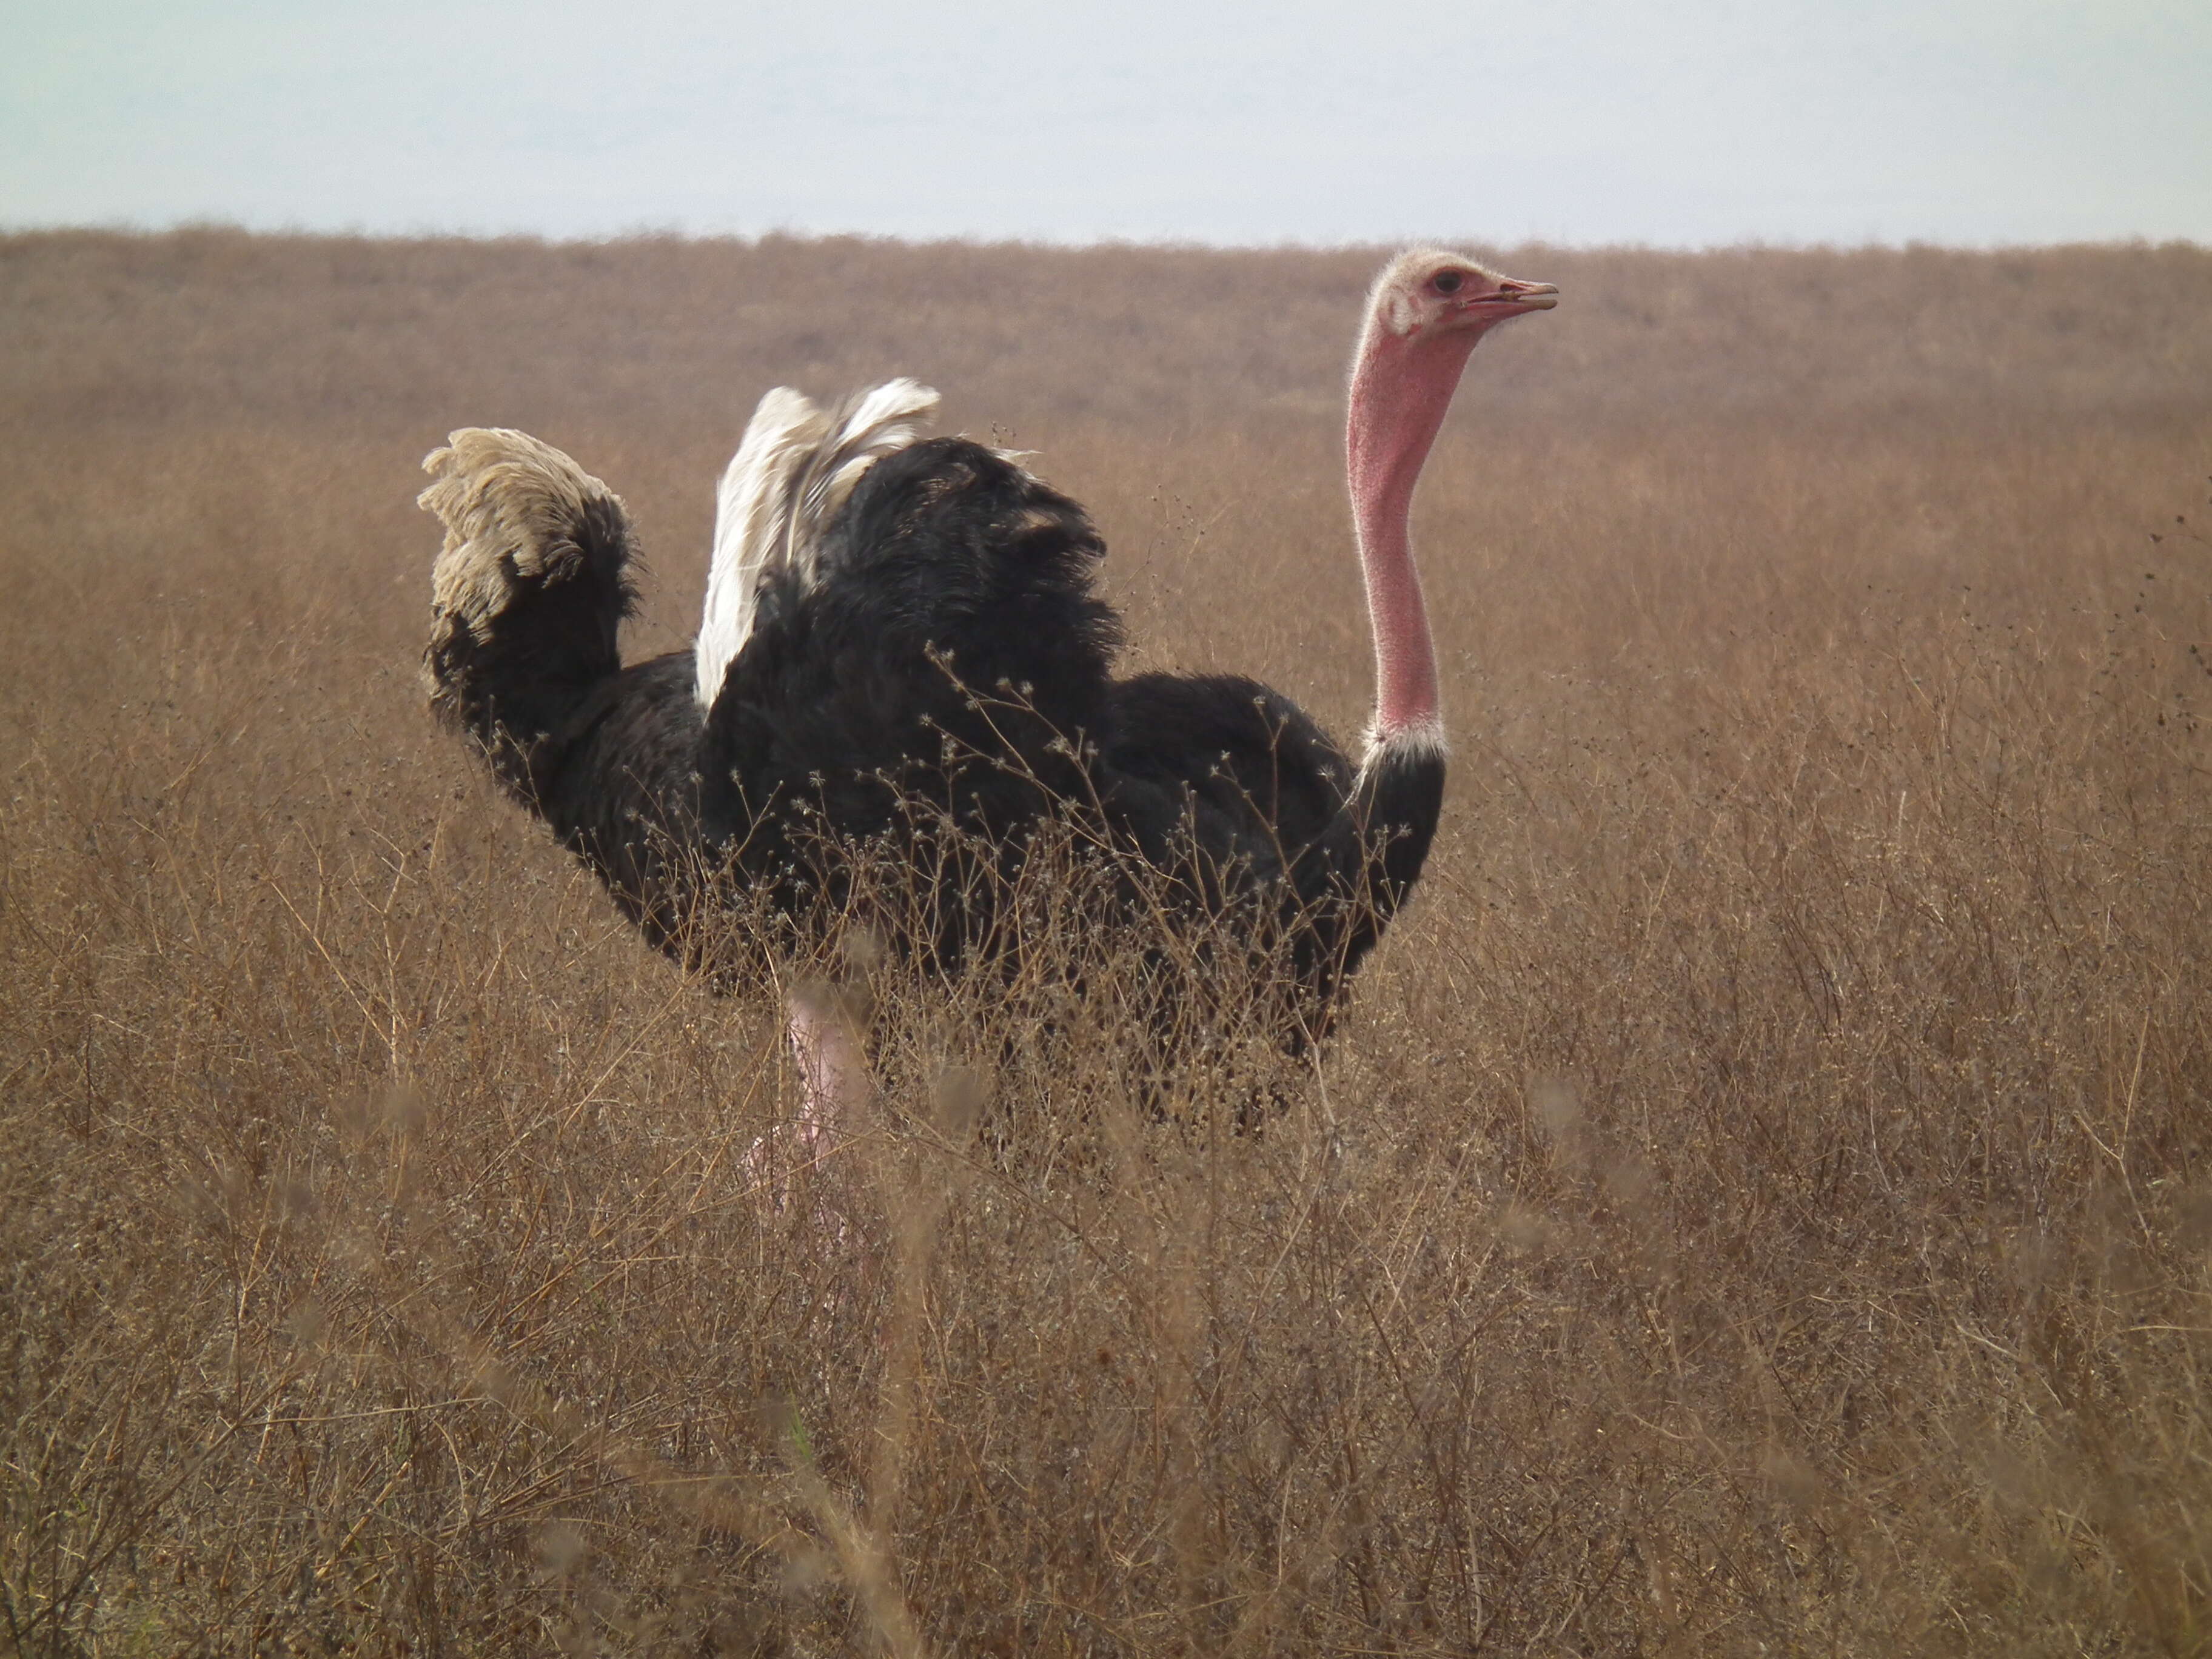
top-left (3, 229), bottom-right (2211, 1654)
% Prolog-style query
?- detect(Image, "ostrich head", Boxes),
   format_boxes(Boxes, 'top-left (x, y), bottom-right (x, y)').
top-left (1348, 246), bottom-right (1558, 497)
top-left (1361, 247), bottom-right (1560, 349)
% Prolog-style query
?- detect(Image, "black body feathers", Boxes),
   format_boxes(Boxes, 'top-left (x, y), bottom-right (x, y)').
top-left (421, 435), bottom-right (705, 954)
top-left (1102, 674), bottom-right (1443, 1037)
top-left (423, 426), bottom-right (1443, 1050)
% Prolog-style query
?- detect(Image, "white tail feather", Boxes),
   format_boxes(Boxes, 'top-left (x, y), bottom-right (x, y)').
top-left (694, 378), bottom-right (940, 709)
top-left (420, 427), bottom-right (620, 644)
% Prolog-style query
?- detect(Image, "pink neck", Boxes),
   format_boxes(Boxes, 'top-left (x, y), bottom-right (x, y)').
top-left (1346, 322), bottom-right (1481, 744)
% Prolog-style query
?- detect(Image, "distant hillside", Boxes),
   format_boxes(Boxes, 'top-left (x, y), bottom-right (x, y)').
top-left (5, 230), bottom-right (2208, 445)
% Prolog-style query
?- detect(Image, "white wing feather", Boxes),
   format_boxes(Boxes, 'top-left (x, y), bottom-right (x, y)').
top-left (694, 378), bottom-right (940, 709)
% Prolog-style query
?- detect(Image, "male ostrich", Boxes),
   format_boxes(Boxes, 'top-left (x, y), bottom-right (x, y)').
top-left (420, 248), bottom-right (1555, 1148)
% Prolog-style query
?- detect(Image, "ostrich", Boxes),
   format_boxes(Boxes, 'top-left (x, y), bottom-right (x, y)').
top-left (419, 247), bottom-right (1556, 1158)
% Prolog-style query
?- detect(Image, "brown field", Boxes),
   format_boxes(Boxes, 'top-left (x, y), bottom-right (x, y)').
top-left (3, 227), bottom-right (2211, 1655)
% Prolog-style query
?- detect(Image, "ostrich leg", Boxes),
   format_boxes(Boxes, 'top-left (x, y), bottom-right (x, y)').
top-left (749, 985), bottom-right (869, 1232)
top-left (786, 985), bottom-right (866, 1162)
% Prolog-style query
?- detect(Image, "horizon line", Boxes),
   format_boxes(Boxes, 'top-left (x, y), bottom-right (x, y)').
top-left (4, 217), bottom-right (2206, 260)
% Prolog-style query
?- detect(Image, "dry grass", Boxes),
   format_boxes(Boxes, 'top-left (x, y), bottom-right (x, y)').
top-left (2, 227), bottom-right (2211, 1655)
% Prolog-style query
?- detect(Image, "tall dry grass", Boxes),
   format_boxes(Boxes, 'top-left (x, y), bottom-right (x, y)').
top-left (2, 229), bottom-right (2211, 1654)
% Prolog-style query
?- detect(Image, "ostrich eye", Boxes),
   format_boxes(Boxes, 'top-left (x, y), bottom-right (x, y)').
top-left (1433, 271), bottom-right (1464, 295)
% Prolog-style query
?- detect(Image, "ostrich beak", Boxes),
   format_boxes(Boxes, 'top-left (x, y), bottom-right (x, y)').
top-left (1492, 279), bottom-right (1559, 310)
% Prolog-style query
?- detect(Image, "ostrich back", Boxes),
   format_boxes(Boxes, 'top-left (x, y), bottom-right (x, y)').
top-left (699, 437), bottom-right (1121, 971)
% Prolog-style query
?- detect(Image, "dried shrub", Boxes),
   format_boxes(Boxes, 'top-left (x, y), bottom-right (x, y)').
top-left (2, 230), bottom-right (2210, 1655)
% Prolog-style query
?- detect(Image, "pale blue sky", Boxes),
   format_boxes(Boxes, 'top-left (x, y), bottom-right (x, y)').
top-left (5, 0), bottom-right (2207, 246)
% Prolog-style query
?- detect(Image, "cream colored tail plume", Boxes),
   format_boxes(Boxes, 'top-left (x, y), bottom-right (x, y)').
top-left (420, 427), bottom-right (622, 644)
top-left (694, 378), bottom-right (939, 709)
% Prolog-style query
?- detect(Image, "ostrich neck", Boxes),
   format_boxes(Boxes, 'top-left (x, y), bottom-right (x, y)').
top-left (1346, 326), bottom-right (1478, 745)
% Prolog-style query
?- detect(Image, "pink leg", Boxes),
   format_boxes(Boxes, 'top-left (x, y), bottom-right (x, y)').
top-left (750, 985), bottom-right (867, 1227)
top-left (786, 987), bottom-right (865, 1158)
